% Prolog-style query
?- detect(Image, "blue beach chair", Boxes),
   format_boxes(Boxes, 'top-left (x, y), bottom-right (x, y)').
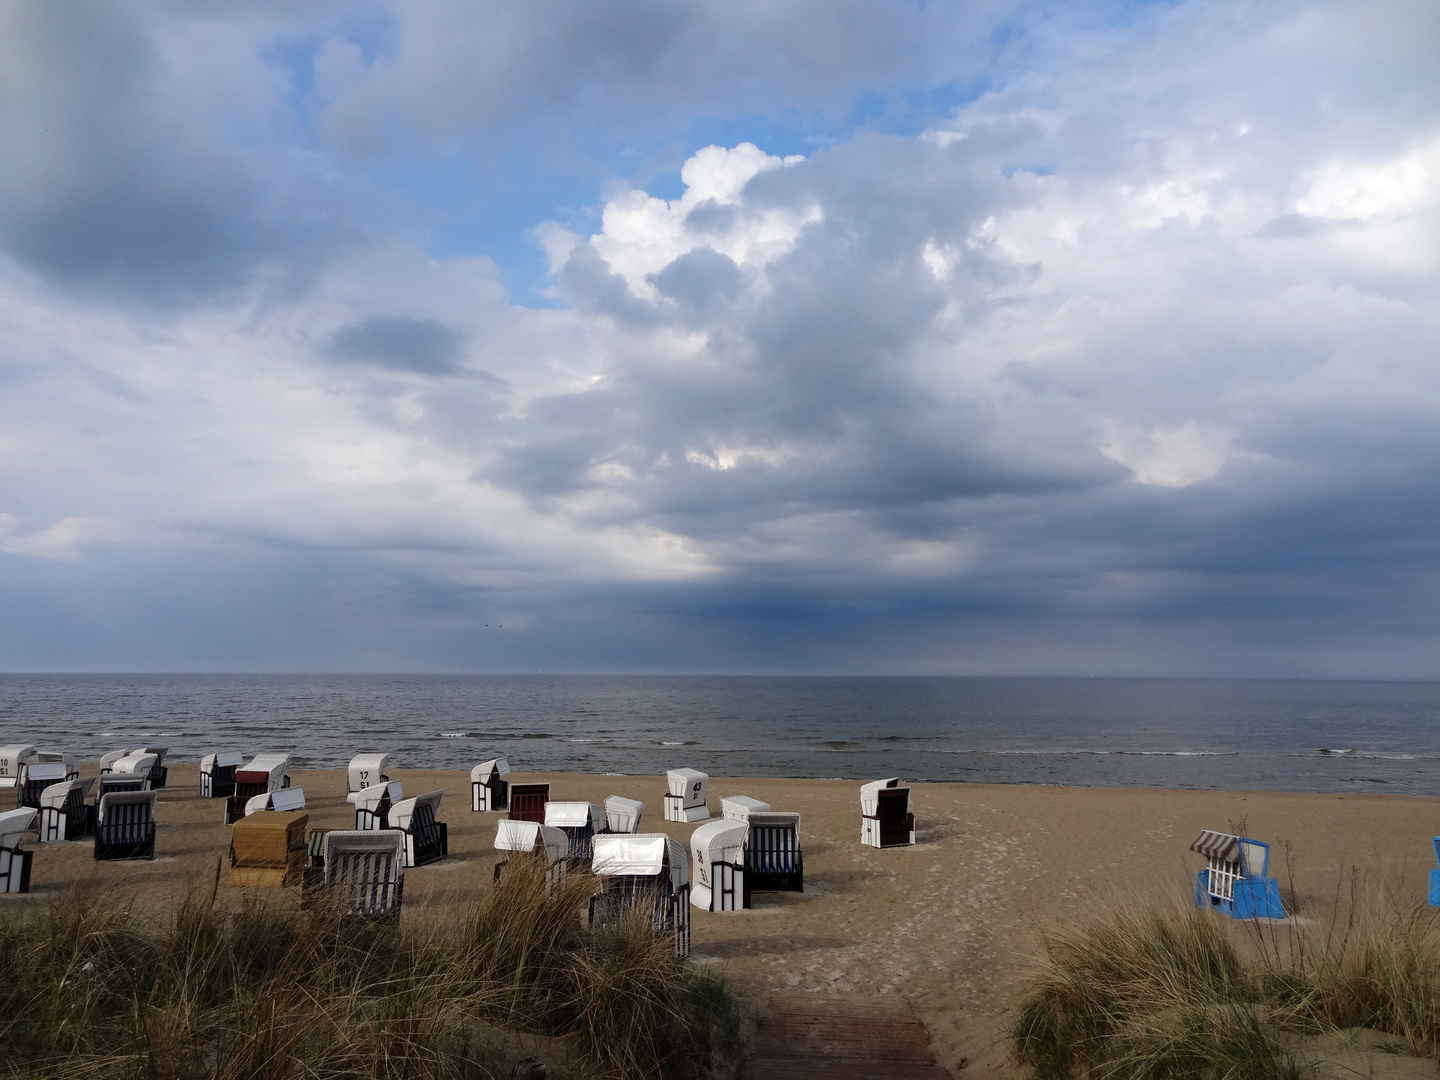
top-left (1427, 838), bottom-right (1440, 907)
top-left (1191, 830), bottom-right (1285, 919)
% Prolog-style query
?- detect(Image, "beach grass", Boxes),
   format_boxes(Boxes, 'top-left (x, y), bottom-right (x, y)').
top-left (1011, 884), bottom-right (1440, 1080)
top-left (0, 855), bottom-right (744, 1080)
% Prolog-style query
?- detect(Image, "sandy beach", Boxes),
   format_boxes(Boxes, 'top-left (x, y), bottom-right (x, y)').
top-left (8, 765), bottom-right (1440, 1077)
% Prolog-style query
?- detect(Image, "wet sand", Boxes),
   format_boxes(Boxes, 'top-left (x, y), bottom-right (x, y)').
top-left (8, 764), bottom-right (1440, 1077)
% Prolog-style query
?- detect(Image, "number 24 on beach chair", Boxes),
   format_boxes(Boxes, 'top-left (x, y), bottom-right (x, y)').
top-left (1191, 830), bottom-right (1285, 919)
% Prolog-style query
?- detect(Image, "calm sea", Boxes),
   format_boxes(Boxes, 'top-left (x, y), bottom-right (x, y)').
top-left (1, 675), bottom-right (1437, 795)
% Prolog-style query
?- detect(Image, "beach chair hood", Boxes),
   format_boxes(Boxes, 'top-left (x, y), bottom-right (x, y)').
top-left (860, 778), bottom-right (904, 815)
top-left (495, 819), bottom-right (568, 863)
top-left (113, 752), bottom-right (158, 776)
top-left (98, 789), bottom-right (156, 822)
top-left (322, 830), bottom-right (405, 883)
top-left (347, 753), bottom-right (391, 794)
top-left (472, 758), bottom-right (510, 782)
top-left (666, 768), bottom-right (708, 799)
top-left (352, 781), bottom-right (402, 811)
top-left (721, 795), bottom-right (771, 821)
top-left (691, 819), bottom-right (748, 875)
top-left (604, 795), bottom-right (645, 833)
top-left (0, 745), bottom-right (36, 783)
top-left (592, 833), bottom-right (688, 888)
top-left (0, 807), bottom-right (37, 847)
top-left (545, 801), bottom-right (604, 829)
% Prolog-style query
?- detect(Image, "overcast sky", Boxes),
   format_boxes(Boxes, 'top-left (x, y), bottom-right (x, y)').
top-left (0, 0), bottom-right (1436, 675)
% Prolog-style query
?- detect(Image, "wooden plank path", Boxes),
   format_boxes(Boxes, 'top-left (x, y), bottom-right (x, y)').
top-left (739, 997), bottom-right (950, 1079)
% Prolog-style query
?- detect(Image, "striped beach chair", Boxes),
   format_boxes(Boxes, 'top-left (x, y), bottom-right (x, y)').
top-left (589, 833), bottom-right (691, 957)
top-left (321, 830), bottom-right (405, 918)
top-left (94, 790), bottom-right (157, 861)
top-left (352, 781), bottom-right (403, 830)
top-left (1190, 830), bottom-right (1285, 919)
top-left (390, 790), bottom-right (448, 867)
top-left (19, 762), bottom-right (73, 809)
top-left (471, 758), bottom-right (510, 811)
top-left (38, 778), bottom-right (95, 842)
top-left (690, 818), bottom-right (749, 912)
top-left (0, 807), bottom-right (36, 893)
top-left (544, 801), bottom-right (605, 861)
top-left (745, 811), bottom-right (804, 893)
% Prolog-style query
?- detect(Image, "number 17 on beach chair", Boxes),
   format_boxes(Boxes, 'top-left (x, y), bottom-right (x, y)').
top-left (1190, 830), bottom-right (1285, 919)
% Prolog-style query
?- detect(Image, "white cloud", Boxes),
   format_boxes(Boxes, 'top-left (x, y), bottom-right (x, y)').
top-left (0, 514), bottom-right (100, 561)
top-left (1099, 421), bottom-right (1233, 489)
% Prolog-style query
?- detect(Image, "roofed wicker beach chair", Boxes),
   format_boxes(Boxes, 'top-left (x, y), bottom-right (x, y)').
top-left (721, 795), bottom-right (769, 821)
top-left (1429, 839), bottom-right (1440, 907)
top-left (471, 758), bottom-right (510, 811)
top-left (690, 818), bottom-right (749, 912)
top-left (0, 807), bottom-right (36, 893)
top-left (347, 753), bottom-right (392, 797)
top-left (100, 748), bottom-right (168, 789)
top-left (38, 778), bottom-right (96, 842)
top-left (94, 790), bottom-right (157, 861)
top-left (745, 810), bottom-right (804, 893)
top-left (319, 830), bottom-right (405, 919)
top-left (390, 790), bottom-right (448, 867)
top-left (544, 801), bottom-right (605, 861)
top-left (20, 761), bottom-right (77, 809)
top-left (226, 753), bottom-right (291, 824)
top-left (493, 818), bottom-right (569, 883)
top-left (1191, 830), bottom-right (1285, 919)
top-left (352, 781), bottom-right (403, 830)
top-left (0, 745), bottom-right (37, 791)
top-left (244, 787), bottom-right (306, 816)
top-left (589, 833), bottom-right (691, 957)
top-left (604, 795), bottom-right (645, 834)
top-left (663, 768), bottom-right (710, 823)
top-left (229, 809), bottom-right (309, 887)
top-left (508, 782), bottom-right (550, 823)
top-left (860, 778), bottom-right (915, 849)
top-left (200, 752), bottom-right (244, 798)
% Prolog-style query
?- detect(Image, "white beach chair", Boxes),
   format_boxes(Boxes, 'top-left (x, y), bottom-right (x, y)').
top-left (746, 810), bottom-right (804, 892)
top-left (347, 753), bottom-right (392, 796)
top-left (227, 753), bottom-right (291, 823)
top-left (244, 787), bottom-right (306, 816)
top-left (200, 752), bottom-right (244, 798)
top-left (663, 768), bottom-right (710, 823)
top-left (860, 778), bottom-right (915, 848)
top-left (94, 790), bottom-right (157, 861)
top-left (19, 762), bottom-right (71, 809)
top-left (0, 807), bottom-right (37, 892)
top-left (0, 745), bottom-right (37, 789)
top-left (721, 795), bottom-right (770, 822)
top-left (690, 818), bottom-right (750, 912)
top-left (98, 749), bottom-right (129, 774)
top-left (589, 833), bottom-right (691, 956)
top-left (390, 790), bottom-right (448, 867)
top-left (545, 801), bottom-right (605, 861)
top-left (352, 781), bottom-right (403, 830)
top-left (493, 819), bottom-right (569, 883)
top-left (604, 795), bottom-right (645, 834)
top-left (1191, 830), bottom-right (1285, 919)
top-left (471, 758), bottom-right (510, 811)
top-left (321, 830), bottom-right (405, 918)
top-left (38, 778), bottom-right (96, 843)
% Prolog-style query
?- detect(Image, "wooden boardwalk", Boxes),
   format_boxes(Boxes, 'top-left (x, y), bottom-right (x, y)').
top-left (739, 997), bottom-right (950, 1079)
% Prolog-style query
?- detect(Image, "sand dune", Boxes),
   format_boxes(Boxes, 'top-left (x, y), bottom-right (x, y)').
top-left (8, 764), bottom-right (1440, 1077)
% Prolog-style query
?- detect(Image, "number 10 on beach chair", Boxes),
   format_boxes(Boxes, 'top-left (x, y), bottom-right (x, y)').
top-left (1190, 830), bottom-right (1285, 919)
top-left (860, 778), bottom-right (915, 848)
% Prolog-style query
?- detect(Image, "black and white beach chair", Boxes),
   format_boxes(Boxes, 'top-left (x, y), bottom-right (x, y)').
top-left (745, 811), bottom-right (803, 892)
top-left (508, 782), bottom-right (550, 823)
top-left (103, 753), bottom-right (160, 794)
top-left (860, 778), bottom-right (915, 849)
top-left (663, 768), bottom-right (710, 823)
top-left (471, 758), bottom-right (510, 811)
top-left (721, 795), bottom-right (769, 821)
top-left (320, 830), bottom-right (405, 918)
top-left (352, 781), bottom-right (403, 830)
top-left (244, 787), bottom-right (306, 816)
top-left (100, 748), bottom-right (168, 789)
top-left (1191, 830), bottom-right (1285, 919)
top-left (19, 762), bottom-right (74, 809)
top-left (347, 753), bottom-right (392, 796)
top-left (38, 778), bottom-right (96, 842)
top-left (0, 807), bottom-right (36, 893)
top-left (493, 819), bottom-right (569, 883)
top-left (544, 801), bottom-right (606, 861)
top-left (589, 833), bottom-right (691, 957)
top-left (226, 753), bottom-right (291, 824)
top-left (390, 790), bottom-right (448, 867)
top-left (604, 795), bottom-right (645, 834)
top-left (690, 818), bottom-right (749, 912)
top-left (200, 752), bottom-right (244, 798)
top-left (0, 744), bottom-right (37, 791)
top-left (94, 790), bottom-right (157, 861)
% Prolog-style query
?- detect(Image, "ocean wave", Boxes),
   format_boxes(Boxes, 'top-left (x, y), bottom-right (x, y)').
top-left (438, 732), bottom-right (466, 738)
top-left (942, 748), bottom-right (1237, 758)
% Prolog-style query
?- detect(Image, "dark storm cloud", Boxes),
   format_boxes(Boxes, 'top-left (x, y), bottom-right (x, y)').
top-left (0, 4), bottom-right (349, 305)
top-left (327, 316), bottom-right (468, 375)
